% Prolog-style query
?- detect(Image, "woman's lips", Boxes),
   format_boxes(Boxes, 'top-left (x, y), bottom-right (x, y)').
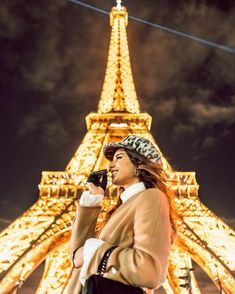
top-left (111, 170), bottom-right (118, 177)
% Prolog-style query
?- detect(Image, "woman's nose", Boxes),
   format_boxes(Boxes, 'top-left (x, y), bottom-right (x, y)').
top-left (109, 161), bottom-right (115, 170)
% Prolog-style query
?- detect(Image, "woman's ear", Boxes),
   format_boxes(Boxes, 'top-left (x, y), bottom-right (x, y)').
top-left (134, 168), bottom-right (140, 177)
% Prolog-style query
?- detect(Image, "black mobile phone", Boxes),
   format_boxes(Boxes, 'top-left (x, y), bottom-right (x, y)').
top-left (86, 169), bottom-right (108, 191)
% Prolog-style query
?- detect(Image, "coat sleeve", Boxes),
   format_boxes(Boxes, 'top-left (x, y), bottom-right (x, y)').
top-left (85, 188), bottom-right (172, 289)
top-left (70, 204), bottom-right (102, 261)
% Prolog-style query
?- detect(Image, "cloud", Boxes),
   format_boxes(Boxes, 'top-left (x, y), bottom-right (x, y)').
top-left (0, 2), bottom-right (26, 39)
top-left (163, 92), bottom-right (235, 156)
top-left (0, 0), bottom-right (234, 171)
top-left (191, 102), bottom-right (235, 126)
top-left (129, 0), bottom-right (235, 158)
top-left (0, 218), bottom-right (11, 224)
top-left (155, 99), bottom-right (177, 118)
top-left (199, 136), bottom-right (216, 150)
top-left (173, 124), bottom-right (195, 139)
top-left (158, 93), bottom-right (235, 129)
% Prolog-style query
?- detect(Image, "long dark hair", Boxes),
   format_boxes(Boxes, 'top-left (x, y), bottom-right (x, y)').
top-left (104, 148), bottom-right (177, 243)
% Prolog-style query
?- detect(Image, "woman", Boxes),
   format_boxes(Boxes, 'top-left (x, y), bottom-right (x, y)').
top-left (66, 135), bottom-right (176, 294)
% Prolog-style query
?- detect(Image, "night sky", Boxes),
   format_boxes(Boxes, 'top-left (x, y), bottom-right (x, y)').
top-left (0, 0), bottom-right (235, 228)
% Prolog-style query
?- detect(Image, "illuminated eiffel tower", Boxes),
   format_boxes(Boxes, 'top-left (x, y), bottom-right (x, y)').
top-left (0, 2), bottom-right (234, 293)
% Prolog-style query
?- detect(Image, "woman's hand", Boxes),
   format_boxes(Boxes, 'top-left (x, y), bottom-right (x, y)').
top-left (74, 246), bottom-right (84, 268)
top-left (86, 170), bottom-right (107, 193)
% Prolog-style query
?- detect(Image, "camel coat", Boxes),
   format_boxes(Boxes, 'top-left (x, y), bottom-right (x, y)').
top-left (65, 188), bottom-right (172, 294)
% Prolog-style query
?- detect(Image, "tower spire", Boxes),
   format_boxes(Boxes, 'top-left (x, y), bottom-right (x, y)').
top-left (98, 3), bottom-right (140, 113)
top-left (116, 0), bottom-right (122, 11)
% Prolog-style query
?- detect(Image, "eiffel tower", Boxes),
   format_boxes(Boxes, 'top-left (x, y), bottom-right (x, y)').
top-left (0, 2), bottom-right (234, 293)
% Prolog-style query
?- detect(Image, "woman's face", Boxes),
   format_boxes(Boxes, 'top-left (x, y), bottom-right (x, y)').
top-left (109, 148), bottom-right (140, 188)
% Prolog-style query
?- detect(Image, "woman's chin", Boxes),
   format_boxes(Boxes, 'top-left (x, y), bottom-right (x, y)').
top-left (112, 178), bottom-right (118, 185)
top-left (112, 177), bottom-right (122, 186)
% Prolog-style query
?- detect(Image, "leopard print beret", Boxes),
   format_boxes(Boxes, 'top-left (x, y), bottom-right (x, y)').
top-left (103, 135), bottom-right (161, 162)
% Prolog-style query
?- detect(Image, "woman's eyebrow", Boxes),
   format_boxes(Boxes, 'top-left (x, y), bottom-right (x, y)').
top-left (114, 152), bottom-right (125, 158)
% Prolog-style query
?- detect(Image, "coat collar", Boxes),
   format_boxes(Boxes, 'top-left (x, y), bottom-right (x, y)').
top-left (120, 182), bottom-right (146, 203)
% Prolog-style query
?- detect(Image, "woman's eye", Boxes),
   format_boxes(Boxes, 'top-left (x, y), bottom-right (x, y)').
top-left (117, 156), bottom-right (122, 160)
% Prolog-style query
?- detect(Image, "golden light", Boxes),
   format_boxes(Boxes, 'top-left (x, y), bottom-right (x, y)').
top-left (0, 2), bottom-right (234, 293)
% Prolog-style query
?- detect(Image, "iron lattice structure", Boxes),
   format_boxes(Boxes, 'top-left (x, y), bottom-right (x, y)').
top-left (0, 3), bottom-right (234, 294)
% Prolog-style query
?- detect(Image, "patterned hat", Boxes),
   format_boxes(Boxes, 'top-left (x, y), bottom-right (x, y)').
top-left (103, 135), bottom-right (161, 162)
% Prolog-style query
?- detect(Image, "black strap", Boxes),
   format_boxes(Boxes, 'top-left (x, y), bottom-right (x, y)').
top-left (97, 246), bottom-right (117, 276)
